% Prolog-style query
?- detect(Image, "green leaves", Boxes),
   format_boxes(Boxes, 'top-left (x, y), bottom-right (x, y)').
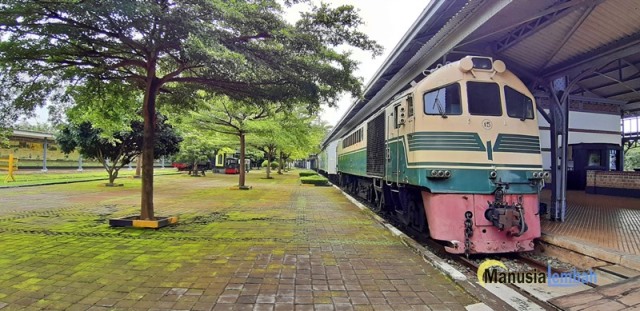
top-left (1, 0), bottom-right (381, 115)
top-left (56, 114), bottom-right (181, 166)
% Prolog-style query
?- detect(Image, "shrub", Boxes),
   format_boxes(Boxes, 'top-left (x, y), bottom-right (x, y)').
top-left (261, 160), bottom-right (279, 169)
top-left (299, 171), bottom-right (318, 177)
top-left (300, 175), bottom-right (329, 186)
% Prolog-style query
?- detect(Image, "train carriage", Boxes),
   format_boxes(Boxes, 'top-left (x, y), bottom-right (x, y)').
top-left (326, 56), bottom-right (546, 255)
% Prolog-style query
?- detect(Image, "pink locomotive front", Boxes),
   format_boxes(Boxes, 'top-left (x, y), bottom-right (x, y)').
top-left (422, 191), bottom-right (541, 254)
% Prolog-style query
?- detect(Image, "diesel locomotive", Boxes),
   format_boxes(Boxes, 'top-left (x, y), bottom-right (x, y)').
top-left (319, 56), bottom-right (546, 255)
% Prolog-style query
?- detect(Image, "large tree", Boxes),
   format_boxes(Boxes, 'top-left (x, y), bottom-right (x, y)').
top-left (0, 0), bottom-right (381, 219)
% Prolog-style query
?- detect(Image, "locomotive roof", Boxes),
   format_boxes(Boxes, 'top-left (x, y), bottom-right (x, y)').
top-left (324, 0), bottom-right (640, 146)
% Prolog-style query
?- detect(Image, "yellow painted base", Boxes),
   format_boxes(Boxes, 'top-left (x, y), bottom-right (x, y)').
top-left (109, 216), bottom-right (178, 228)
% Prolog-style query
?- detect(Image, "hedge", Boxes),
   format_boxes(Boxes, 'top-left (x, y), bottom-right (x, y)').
top-left (300, 175), bottom-right (329, 186)
top-left (298, 171), bottom-right (318, 177)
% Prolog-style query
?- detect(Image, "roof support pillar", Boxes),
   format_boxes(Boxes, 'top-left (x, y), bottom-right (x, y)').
top-left (77, 155), bottom-right (83, 172)
top-left (548, 77), bottom-right (568, 222)
top-left (41, 138), bottom-right (48, 173)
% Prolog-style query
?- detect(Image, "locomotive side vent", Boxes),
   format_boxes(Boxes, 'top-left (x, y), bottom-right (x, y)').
top-left (367, 113), bottom-right (385, 176)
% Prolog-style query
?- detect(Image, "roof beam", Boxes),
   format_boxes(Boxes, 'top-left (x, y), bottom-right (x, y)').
top-left (623, 101), bottom-right (640, 112)
top-left (605, 88), bottom-right (640, 98)
top-left (579, 59), bottom-right (640, 81)
top-left (574, 81), bottom-right (607, 98)
top-left (496, 0), bottom-right (577, 52)
top-left (578, 74), bottom-right (640, 93)
top-left (543, 32), bottom-right (640, 80)
top-left (457, 0), bottom-right (597, 51)
top-left (569, 95), bottom-right (627, 105)
top-left (592, 71), bottom-right (640, 98)
top-left (538, 4), bottom-right (597, 73)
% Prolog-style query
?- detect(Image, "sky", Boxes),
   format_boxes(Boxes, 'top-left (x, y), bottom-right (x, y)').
top-left (23, 1), bottom-right (429, 126)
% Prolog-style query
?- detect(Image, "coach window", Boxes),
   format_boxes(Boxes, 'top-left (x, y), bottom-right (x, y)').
top-left (505, 86), bottom-right (534, 120)
top-left (424, 83), bottom-right (461, 116)
top-left (467, 82), bottom-right (501, 116)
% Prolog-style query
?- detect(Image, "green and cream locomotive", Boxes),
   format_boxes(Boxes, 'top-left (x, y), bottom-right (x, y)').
top-left (322, 56), bottom-right (546, 254)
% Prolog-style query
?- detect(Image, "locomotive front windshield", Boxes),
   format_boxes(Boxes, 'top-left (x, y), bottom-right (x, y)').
top-left (422, 81), bottom-right (535, 120)
top-left (467, 82), bottom-right (502, 116)
top-left (423, 83), bottom-right (462, 116)
top-left (505, 86), bottom-right (534, 120)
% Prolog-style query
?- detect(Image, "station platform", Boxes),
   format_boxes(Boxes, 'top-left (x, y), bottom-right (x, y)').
top-left (539, 190), bottom-right (640, 270)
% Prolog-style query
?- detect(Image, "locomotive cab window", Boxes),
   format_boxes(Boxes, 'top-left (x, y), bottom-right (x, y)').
top-left (505, 86), bottom-right (534, 120)
top-left (467, 82), bottom-right (502, 116)
top-left (423, 83), bottom-right (461, 116)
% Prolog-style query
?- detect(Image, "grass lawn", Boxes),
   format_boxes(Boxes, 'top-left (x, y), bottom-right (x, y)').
top-left (0, 168), bottom-right (179, 188)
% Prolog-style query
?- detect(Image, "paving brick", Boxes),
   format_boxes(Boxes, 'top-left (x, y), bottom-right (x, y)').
top-left (0, 173), bottom-right (476, 310)
top-left (541, 190), bottom-right (640, 257)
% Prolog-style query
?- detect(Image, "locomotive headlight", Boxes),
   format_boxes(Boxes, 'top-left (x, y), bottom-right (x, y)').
top-left (489, 170), bottom-right (497, 179)
top-left (528, 171), bottom-right (545, 179)
top-left (428, 169), bottom-right (451, 179)
top-left (543, 172), bottom-right (550, 178)
top-left (458, 56), bottom-right (506, 74)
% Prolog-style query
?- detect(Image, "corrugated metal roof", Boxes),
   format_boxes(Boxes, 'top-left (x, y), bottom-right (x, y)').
top-left (550, 0), bottom-right (640, 68)
top-left (11, 130), bottom-right (55, 140)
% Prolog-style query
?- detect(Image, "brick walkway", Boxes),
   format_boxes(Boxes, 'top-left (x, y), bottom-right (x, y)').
top-left (541, 190), bottom-right (640, 255)
top-left (549, 275), bottom-right (640, 310)
top-left (0, 173), bottom-right (476, 310)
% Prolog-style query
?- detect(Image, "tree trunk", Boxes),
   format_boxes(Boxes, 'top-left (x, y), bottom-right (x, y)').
top-left (109, 168), bottom-right (120, 185)
top-left (140, 70), bottom-right (160, 220)
top-left (239, 132), bottom-right (246, 187)
top-left (105, 161), bottom-right (116, 185)
top-left (277, 152), bottom-right (283, 174)
top-left (266, 151), bottom-right (271, 179)
top-left (191, 159), bottom-right (199, 176)
top-left (108, 171), bottom-right (117, 184)
top-left (135, 156), bottom-right (142, 177)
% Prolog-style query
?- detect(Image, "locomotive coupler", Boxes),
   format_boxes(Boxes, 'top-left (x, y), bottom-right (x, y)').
top-left (484, 189), bottom-right (528, 237)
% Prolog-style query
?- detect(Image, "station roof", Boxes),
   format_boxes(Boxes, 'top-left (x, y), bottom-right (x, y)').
top-left (324, 0), bottom-right (640, 145)
top-left (11, 130), bottom-right (55, 141)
